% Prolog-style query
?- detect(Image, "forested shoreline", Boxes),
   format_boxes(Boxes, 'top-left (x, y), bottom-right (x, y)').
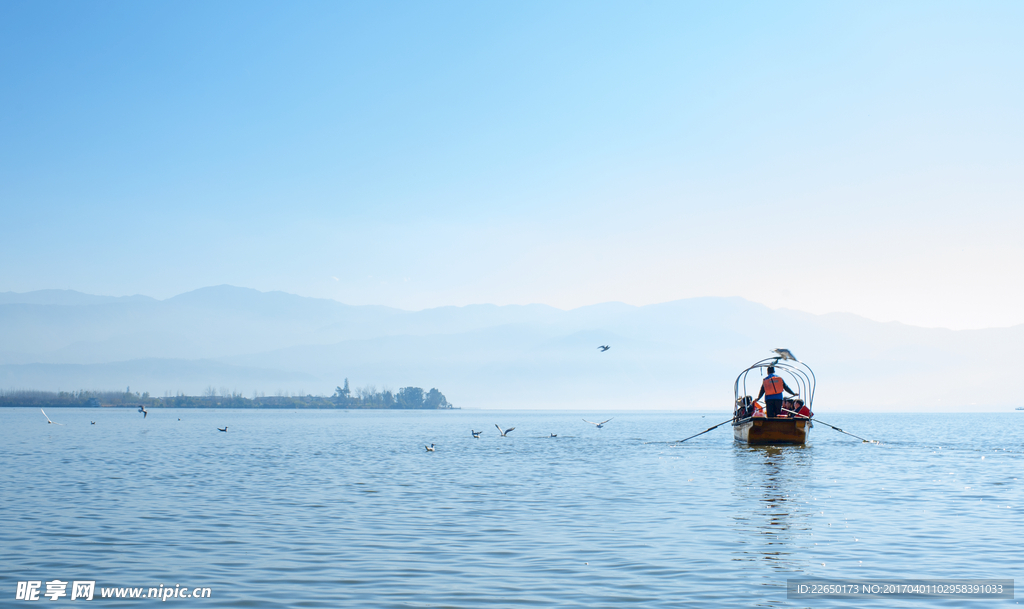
top-left (0, 380), bottom-right (455, 409)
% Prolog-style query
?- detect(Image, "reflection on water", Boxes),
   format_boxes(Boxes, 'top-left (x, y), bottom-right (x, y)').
top-left (731, 445), bottom-right (814, 577)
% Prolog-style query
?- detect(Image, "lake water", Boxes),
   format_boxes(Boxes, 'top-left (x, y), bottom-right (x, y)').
top-left (1, 408), bottom-right (1021, 607)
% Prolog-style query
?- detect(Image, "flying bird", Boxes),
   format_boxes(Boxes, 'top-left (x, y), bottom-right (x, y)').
top-left (41, 409), bottom-right (64, 425)
top-left (91, 421), bottom-right (96, 425)
top-left (583, 418), bottom-right (613, 428)
top-left (425, 443), bottom-right (436, 452)
top-left (471, 430), bottom-right (482, 438)
top-left (495, 424), bottom-right (515, 437)
top-left (772, 348), bottom-right (797, 361)
top-left (217, 427), bottom-right (228, 432)
top-left (138, 405), bottom-right (148, 418)
top-left (549, 433), bottom-right (558, 438)
top-left (597, 345), bottom-right (610, 352)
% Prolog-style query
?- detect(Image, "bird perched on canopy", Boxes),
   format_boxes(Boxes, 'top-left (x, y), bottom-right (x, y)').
top-left (772, 348), bottom-right (797, 361)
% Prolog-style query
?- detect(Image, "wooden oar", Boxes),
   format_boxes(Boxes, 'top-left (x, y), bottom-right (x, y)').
top-left (674, 417), bottom-right (735, 444)
top-left (781, 407), bottom-right (877, 443)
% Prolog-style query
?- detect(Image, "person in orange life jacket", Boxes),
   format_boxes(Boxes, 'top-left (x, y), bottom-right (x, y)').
top-left (756, 366), bottom-right (797, 417)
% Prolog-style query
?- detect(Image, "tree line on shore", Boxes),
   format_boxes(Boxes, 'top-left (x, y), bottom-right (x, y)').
top-left (331, 379), bottom-right (452, 409)
top-left (0, 381), bottom-right (454, 409)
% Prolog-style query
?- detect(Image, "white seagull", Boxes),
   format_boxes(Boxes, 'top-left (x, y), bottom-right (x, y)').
top-left (425, 443), bottom-right (436, 452)
top-left (138, 405), bottom-right (148, 418)
top-left (495, 424), bottom-right (515, 437)
top-left (583, 418), bottom-right (613, 428)
top-left (41, 409), bottom-right (64, 425)
top-left (772, 348), bottom-right (797, 361)
top-left (471, 430), bottom-right (482, 438)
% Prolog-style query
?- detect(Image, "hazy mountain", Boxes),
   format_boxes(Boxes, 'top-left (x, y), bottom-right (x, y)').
top-left (0, 286), bottom-right (1019, 411)
top-left (0, 285), bottom-right (565, 363)
top-left (0, 358), bottom-right (319, 396)
top-left (0, 289), bottom-right (157, 306)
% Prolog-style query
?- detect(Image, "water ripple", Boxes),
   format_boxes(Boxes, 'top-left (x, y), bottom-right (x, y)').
top-left (1, 409), bottom-right (1021, 607)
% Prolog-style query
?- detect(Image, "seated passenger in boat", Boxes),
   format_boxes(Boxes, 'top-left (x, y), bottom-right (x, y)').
top-left (735, 396), bottom-right (749, 418)
top-left (791, 398), bottom-right (811, 418)
top-left (735, 396), bottom-right (770, 419)
top-left (738, 397), bottom-right (766, 417)
top-left (756, 366), bottom-right (797, 417)
top-left (780, 398), bottom-right (793, 417)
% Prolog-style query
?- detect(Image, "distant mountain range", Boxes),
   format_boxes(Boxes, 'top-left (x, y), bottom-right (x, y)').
top-left (0, 285), bottom-right (1019, 411)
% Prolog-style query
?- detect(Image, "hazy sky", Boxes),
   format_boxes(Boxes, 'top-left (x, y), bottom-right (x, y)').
top-left (2, 1), bottom-right (1022, 330)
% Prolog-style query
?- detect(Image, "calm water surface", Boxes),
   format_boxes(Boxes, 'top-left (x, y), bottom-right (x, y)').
top-left (1, 409), bottom-right (1021, 607)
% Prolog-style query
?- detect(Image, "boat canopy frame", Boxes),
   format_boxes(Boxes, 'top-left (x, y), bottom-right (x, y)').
top-left (734, 355), bottom-right (815, 411)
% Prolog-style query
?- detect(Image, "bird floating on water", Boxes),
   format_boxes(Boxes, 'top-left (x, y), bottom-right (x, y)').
top-left (138, 405), bottom-right (148, 418)
top-left (495, 424), bottom-right (515, 437)
top-left (772, 348), bottom-right (797, 361)
top-left (597, 345), bottom-right (610, 352)
top-left (91, 421), bottom-right (96, 425)
top-left (583, 418), bottom-right (613, 428)
top-left (425, 443), bottom-right (436, 452)
top-left (217, 427), bottom-right (227, 432)
top-left (549, 433), bottom-right (558, 438)
top-left (41, 409), bottom-right (64, 425)
top-left (471, 430), bottom-right (482, 438)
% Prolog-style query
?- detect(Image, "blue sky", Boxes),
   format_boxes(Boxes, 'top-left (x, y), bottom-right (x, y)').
top-left (2, 1), bottom-right (1022, 329)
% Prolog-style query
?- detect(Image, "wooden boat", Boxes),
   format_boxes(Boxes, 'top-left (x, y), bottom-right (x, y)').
top-left (733, 416), bottom-right (811, 444)
top-left (732, 350), bottom-right (815, 445)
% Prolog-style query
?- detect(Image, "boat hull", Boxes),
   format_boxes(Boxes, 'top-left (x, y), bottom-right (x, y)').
top-left (733, 417), bottom-right (811, 445)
